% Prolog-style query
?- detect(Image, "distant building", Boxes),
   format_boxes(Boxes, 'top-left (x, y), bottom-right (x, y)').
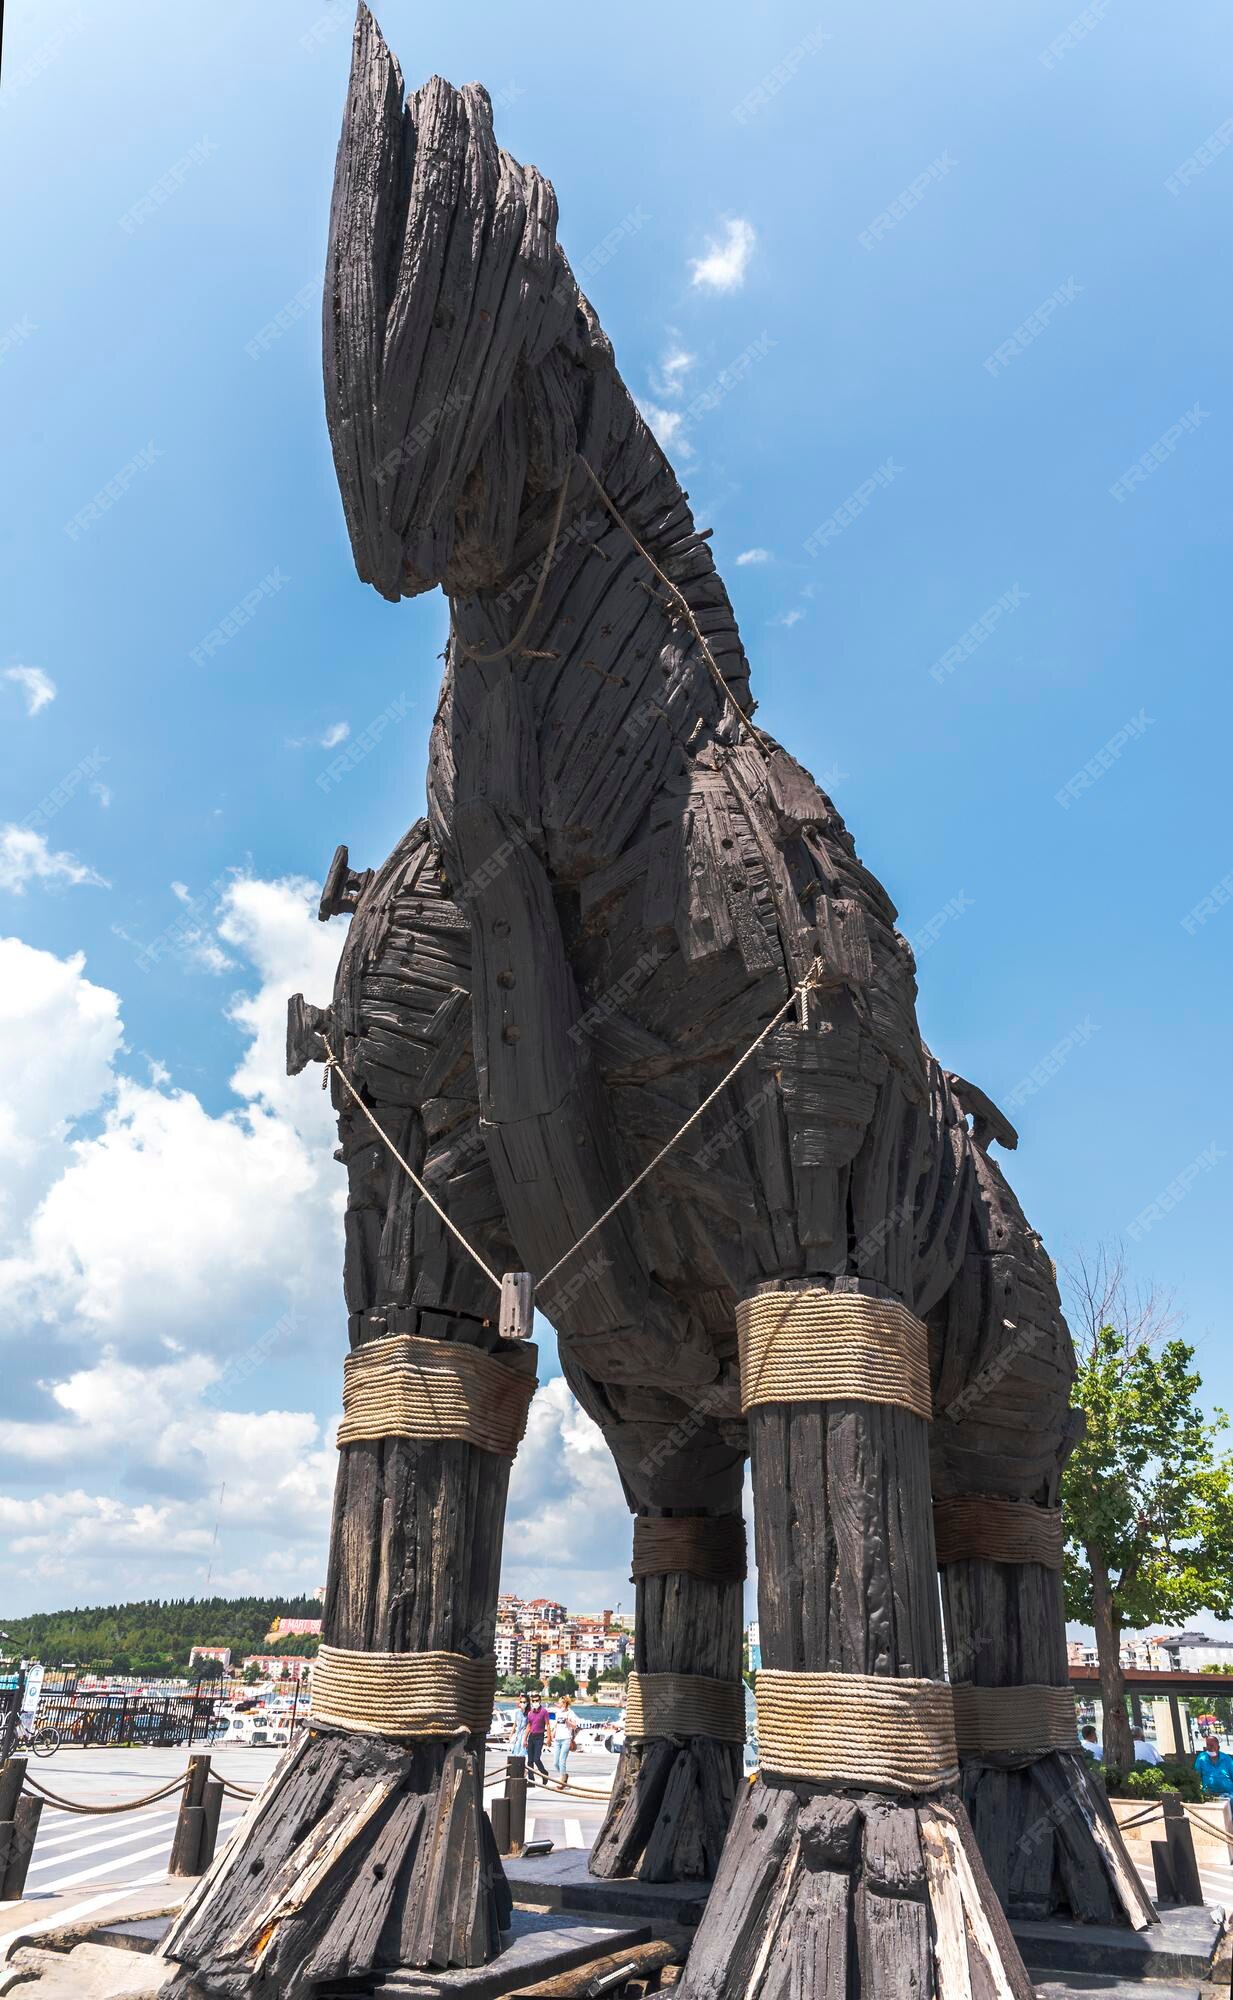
top-left (747, 1622), bottom-right (761, 1673)
top-left (494, 1631), bottom-right (540, 1677)
top-left (242, 1654), bottom-right (313, 1683)
top-left (1178, 1640), bottom-right (1233, 1673)
top-left (525, 1599), bottom-right (568, 1628)
top-left (189, 1646), bottom-right (232, 1670)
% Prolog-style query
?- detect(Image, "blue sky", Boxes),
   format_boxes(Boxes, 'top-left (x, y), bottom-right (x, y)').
top-left (1, 0), bottom-right (1229, 1619)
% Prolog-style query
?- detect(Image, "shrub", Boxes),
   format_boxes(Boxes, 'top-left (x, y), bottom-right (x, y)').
top-left (1102, 1760), bottom-right (1203, 1802)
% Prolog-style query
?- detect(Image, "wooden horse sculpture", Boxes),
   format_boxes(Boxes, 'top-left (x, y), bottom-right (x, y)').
top-left (163, 11), bottom-right (1153, 1994)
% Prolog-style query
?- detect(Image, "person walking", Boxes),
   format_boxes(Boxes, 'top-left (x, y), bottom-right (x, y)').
top-left (511, 1693), bottom-right (530, 1756)
top-left (551, 1694), bottom-right (581, 1788)
top-left (524, 1696), bottom-right (552, 1785)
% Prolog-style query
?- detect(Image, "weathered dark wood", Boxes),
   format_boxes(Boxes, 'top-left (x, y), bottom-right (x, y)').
top-left (169, 1754), bottom-right (212, 1877)
top-left (1162, 1793), bottom-right (1204, 1906)
top-left (173, 9), bottom-right (1124, 1986)
top-left (591, 1485), bottom-right (742, 1883)
top-left (0, 1793), bottom-right (41, 1901)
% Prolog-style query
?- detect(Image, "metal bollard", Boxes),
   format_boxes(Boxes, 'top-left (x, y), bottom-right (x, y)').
top-left (505, 1753), bottom-right (527, 1854)
top-left (170, 1753), bottom-right (212, 1876)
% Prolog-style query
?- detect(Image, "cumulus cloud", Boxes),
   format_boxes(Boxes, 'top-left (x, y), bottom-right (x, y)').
top-left (0, 880), bottom-right (342, 1355)
top-left (0, 877), bottom-right (347, 1609)
top-left (287, 722), bottom-right (351, 751)
top-left (4, 666), bottom-right (56, 715)
top-left (502, 1377), bottom-right (632, 1610)
top-left (774, 607), bottom-right (806, 628)
top-left (649, 344), bottom-right (695, 400)
top-left (0, 938), bottom-right (122, 1239)
top-left (690, 218), bottom-right (756, 294)
top-left (736, 548), bottom-right (770, 566)
top-left (0, 825), bottom-right (109, 894)
top-left (636, 401), bottom-right (696, 461)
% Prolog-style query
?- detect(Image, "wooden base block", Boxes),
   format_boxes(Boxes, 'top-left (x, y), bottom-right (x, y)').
top-left (675, 1778), bottom-right (1036, 2000)
top-left (962, 1751), bottom-right (1156, 1929)
top-left (588, 1737), bottom-right (740, 1883)
top-left (161, 1727), bottom-right (510, 1998)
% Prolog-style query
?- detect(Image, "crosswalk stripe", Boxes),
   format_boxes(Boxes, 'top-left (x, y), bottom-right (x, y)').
top-left (23, 1812), bottom-right (157, 1854)
top-left (564, 1818), bottom-right (585, 1848)
top-left (36, 1835), bottom-right (189, 1895)
top-left (0, 1871), bottom-right (171, 1955)
top-left (26, 1817), bottom-right (179, 1873)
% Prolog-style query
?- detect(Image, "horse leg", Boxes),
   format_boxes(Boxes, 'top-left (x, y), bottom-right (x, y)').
top-left (931, 1134), bottom-right (1155, 1928)
top-left (587, 1415), bottom-right (745, 1883)
top-left (679, 1273), bottom-right (1032, 2000)
top-left (163, 832), bottom-right (524, 1997)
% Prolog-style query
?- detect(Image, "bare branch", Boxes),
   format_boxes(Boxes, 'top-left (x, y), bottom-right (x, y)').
top-left (1061, 1239), bottom-right (1180, 1362)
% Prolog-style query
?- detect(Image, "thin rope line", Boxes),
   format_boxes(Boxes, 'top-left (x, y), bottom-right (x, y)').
top-left (319, 963), bottom-right (817, 1313)
top-left (534, 959), bottom-right (820, 1297)
top-left (449, 469), bottom-right (574, 665)
top-left (574, 455), bottom-right (773, 758)
top-left (320, 1036), bottom-right (502, 1293)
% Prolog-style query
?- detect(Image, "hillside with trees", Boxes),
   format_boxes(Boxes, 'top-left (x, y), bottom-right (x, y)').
top-left (0, 1596), bottom-right (321, 1677)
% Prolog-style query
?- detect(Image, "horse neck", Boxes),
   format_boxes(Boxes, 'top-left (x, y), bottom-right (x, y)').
top-left (439, 419), bottom-right (760, 861)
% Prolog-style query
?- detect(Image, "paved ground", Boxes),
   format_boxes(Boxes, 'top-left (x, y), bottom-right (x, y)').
top-left (3, 1746), bottom-right (1226, 1967)
top-left (0, 1742), bottom-right (616, 1959)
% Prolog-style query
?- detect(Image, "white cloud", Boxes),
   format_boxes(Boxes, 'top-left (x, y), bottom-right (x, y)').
top-left (636, 400), bottom-right (696, 461)
top-left (650, 344), bottom-right (695, 400)
top-left (4, 666), bottom-right (57, 715)
top-left (502, 1377), bottom-right (632, 1611)
top-left (774, 608), bottom-right (806, 628)
top-left (0, 938), bottom-right (122, 1239)
top-left (287, 722), bottom-right (352, 751)
top-left (0, 825), bottom-right (109, 894)
top-left (0, 884), bottom-right (342, 1353)
top-left (0, 877), bottom-right (347, 1608)
top-left (91, 780), bottom-right (112, 809)
top-left (736, 548), bottom-right (770, 566)
top-left (690, 218), bottom-right (756, 294)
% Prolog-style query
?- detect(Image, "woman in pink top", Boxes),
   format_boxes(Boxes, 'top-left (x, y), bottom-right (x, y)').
top-left (524, 1699), bottom-right (552, 1783)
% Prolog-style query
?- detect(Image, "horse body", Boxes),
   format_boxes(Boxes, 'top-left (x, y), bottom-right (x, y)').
top-left (161, 16), bottom-right (1152, 1993)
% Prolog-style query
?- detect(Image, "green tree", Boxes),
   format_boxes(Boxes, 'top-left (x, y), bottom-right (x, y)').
top-left (547, 1671), bottom-right (577, 1698)
top-left (1199, 1665), bottom-right (1233, 1732)
top-left (1062, 1250), bottom-right (1233, 1771)
top-left (586, 1667), bottom-right (600, 1698)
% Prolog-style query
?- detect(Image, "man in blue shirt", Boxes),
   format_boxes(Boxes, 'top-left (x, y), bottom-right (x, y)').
top-left (1194, 1733), bottom-right (1233, 1843)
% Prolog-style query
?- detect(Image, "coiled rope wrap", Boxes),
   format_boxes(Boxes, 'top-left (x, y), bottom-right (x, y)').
top-left (625, 1671), bottom-right (747, 1744)
top-left (337, 1333), bottom-right (537, 1456)
top-left (736, 1290), bottom-right (932, 1418)
top-left (933, 1496), bottom-right (1065, 1570)
top-left (631, 1514), bottom-right (747, 1584)
top-left (755, 1671), bottom-right (959, 1794)
top-left (309, 1645), bottom-right (497, 1738)
top-left (951, 1684), bottom-right (1079, 1757)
